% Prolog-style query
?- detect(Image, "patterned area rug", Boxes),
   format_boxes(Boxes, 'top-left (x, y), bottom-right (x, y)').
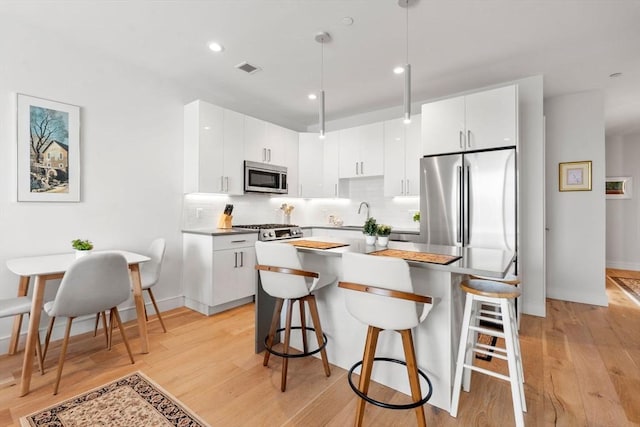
top-left (610, 276), bottom-right (640, 305)
top-left (20, 371), bottom-right (210, 427)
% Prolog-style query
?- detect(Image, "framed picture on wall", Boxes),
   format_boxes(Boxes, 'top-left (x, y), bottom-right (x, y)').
top-left (606, 176), bottom-right (632, 199)
top-left (16, 94), bottom-right (80, 202)
top-left (559, 160), bottom-right (592, 191)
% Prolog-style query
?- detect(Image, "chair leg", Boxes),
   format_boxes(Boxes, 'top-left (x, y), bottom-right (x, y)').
top-left (108, 311), bottom-right (115, 350)
top-left (451, 293), bottom-right (474, 417)
top-left (35, 334), bottom-right (45, 375)
top-left (42, 316), bottom-right (56, 363)
top-left (400, 329), bottom-right (426, 427)
top-left (307, 295), bottom-right (330, 377)
top-left (281, 299), bottom-right (294, 392)
top-left (356, 325), bottom-right (380, 427)
top-left (93, 313), bottom-right (100, 337)
top-left (264, 298), bottom-right (284, 367)
top-left (146, 289), bottom-right (167, 333)
top-left (111, 307), bottom-right (135, 364)
top-left (53, 317), bottom-right (74, 395)
top-left (501, 300), bottom-right (525, 427)
top-left (299, 299), bottom-right (308, 353)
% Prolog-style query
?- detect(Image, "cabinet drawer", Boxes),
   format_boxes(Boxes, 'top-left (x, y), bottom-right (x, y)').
top-left (212, 233), bottom-right (257, 251)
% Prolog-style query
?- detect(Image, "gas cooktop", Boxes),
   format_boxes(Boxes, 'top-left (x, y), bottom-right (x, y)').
top-left (233, 224), bottom-right (303, 241)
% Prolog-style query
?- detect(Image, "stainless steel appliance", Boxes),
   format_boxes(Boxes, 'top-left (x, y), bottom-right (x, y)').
top-left (234, 224), bottom-right (303, 241)
top-left (244, 161), bottom-right (288, 194)
top-left (419, 147), bottom-right (516, 253)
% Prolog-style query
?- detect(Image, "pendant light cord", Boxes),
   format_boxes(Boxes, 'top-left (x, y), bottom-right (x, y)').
top-left (405, 3), bottom-right (409, 65)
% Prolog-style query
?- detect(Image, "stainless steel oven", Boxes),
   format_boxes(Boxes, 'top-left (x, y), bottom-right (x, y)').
top-left (244, 161), bottom-right (288, 194)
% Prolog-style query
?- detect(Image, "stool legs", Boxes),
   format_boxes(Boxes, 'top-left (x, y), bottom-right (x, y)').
top-left (264, 298), bottom-right (284, 368)
top-left (400, 329), bottom-right (427, 427)
top-left (451, 293), bottom-right (474, 415)
top-left (356, 326), bottom-right (380, 427)
top-left (281, 299), bottom-right (294, 392)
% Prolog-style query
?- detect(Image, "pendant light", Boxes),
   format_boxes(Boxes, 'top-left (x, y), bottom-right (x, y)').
top-left (315, 32), bottom-right (330, 139)
top-left (399, 0), bottom-right (414, 124)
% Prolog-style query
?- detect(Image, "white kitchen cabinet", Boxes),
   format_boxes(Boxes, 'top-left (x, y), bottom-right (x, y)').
top-left (183, 232), bottom-right (257, 315)
top-left (322, 131), bottom-right (341, 197)
top-left (384, 116), bottom-right (421, 197)
top-left (339, 122), bottom-right (384, 178)
top-left (244, 115), bottom-right (270, 163)
top-left (279, 125), bottom-right (299, 197)
top-left (184, 100), bottom-right (245, 195)
top-left (422, 84), bottom-right (517, 155)
top-left (298, 133), bottom-right (324, 198)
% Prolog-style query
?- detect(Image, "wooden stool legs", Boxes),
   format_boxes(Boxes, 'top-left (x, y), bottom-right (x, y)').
top-left (263, 295), bottom-right (330, 392)
top-left (354, 326), bottom-right (426, 427)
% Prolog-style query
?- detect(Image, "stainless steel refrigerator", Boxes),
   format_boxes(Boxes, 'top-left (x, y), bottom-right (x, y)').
top-left (419, 147), bottom-right (516, 254)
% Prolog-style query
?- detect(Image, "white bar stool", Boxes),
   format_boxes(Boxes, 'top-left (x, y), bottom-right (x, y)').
top-left (451, 279), bottom-right (526, 427)
top-left (470, 273), bottom-right (521, 329)
top-left (339, 252), bottom-right (435, 427)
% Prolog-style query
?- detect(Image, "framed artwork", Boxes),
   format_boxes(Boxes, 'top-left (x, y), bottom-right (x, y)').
top-left (606, 176), bottom-right (632, 199)
top-left (559, 160), bottom-right (592, 192)
top-left (16, 94), bottom-right (80, 202)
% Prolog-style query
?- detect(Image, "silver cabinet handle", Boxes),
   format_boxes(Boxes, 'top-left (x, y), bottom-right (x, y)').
top-left (459, 130), bottom-right (464, 149)
top-left (268, 149), bottom-right (271, 162)
top-left (334, 183), bottom-right (337, 196)
top-left (401, 179), bottom-right (404, 194)
top-left (231, 239), bottom-right (247, 244)
top-left (406, 179), bottom-right (410, 194)
top-left (355, 162), bottom-right (358, 175)
top-left (262, 148), bottom-right (266, 162)
top-left (220, 176), bottom-right (224, 192)
top-left (467, 130), bottom-right (471, 148)
top-left (240, 251), bottom-right (244, 267)
top-left (234, 251), bottom-right (238, 268)
top-left (360, 161), bottom-right (364, 175)
top-left (225, 176), bottom-right (229, 192)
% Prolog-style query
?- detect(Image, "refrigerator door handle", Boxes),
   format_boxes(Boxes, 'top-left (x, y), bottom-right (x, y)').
top-left (465, 165), bottom-right (471, 245)
top-left (457, 166), bottom-right (463, 244)
top-left (459, 130), bottom-right (464, 149)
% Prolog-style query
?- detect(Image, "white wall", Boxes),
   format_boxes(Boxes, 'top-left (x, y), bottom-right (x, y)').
top-left (0, 19), bottom-right (185, 351)
top-left (545, 91), bottom-right (607, 306)
top-left (605, 131), bottom-right (640, 270)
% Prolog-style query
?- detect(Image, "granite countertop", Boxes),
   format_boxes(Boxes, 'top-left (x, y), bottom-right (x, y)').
top-left (286, 236), bottom-right (515, 278)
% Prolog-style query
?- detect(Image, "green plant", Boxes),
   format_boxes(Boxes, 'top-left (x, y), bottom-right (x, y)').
top-left (413, 212), bottom-right (420, 223)
top-left (363, 217), bottom-right (378, 236)
top-left (71, 239), bottom-right (93, 251)
top-left (377, 224), bottom-right (392, 236)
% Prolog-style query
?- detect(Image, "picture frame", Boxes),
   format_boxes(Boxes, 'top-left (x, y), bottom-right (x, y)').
top-left (16, 94), bottom-right (80, 202)
top-left (606, 176), bottom-right (632, 199)
top-left (559, 160), bottom-right (592, 192)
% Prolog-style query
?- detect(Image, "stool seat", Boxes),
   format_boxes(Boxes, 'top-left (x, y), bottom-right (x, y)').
top-left (462, 279), bottom-right (521, 299)
top-left (470, 273), bottom-right (520, 286)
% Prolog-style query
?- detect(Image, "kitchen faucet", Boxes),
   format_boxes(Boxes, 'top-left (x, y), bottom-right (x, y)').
top-left (357, 201), bottom-right (370, 219)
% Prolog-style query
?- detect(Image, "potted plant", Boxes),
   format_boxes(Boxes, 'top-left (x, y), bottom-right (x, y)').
top-left (377, 224), bottom-right (392, 247)
top-left (71, 239), bottom-right (94, 258)
top-left (413, 212), bottom-right (420, 223)
top-left (363, 217), bottom-right (378, 245)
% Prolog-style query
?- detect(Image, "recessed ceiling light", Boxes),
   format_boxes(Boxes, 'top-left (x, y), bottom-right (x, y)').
top-left (609, 72), bottom-right (623, 78)
top-left (393, 66), bottom-right (405, 74)
top-left (208, 42), bottom-right (224, 53)
top-left (308, 93), bottom-right (317, 100)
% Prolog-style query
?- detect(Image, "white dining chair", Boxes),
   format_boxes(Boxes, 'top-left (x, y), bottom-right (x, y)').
top-left (0, 297), bottom-right (44, 375)
top-left (138, 238), bottom-right (167, 332)
top-left (42, 252), bottom-right (135, 395)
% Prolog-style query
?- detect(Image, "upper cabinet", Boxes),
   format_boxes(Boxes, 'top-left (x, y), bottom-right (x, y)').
top-left (383, 116), bottom-right (421, 197)
top-left (298, 131), bottom-right (342, 198)
top-left (422, 84), bottom-right (517, 155)
top-left (322, 131), bottom-right (341, 197)
top-left (184, 100), bottom-right (244, 195)
top-left (338, 122), bottom-right (384, 178)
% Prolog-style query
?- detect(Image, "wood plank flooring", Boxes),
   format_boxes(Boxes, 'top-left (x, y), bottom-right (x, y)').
top-left (1, 270), bottom-right (638, 426)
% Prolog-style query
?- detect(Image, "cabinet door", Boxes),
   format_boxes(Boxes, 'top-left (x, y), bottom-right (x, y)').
top-left (299, 133), bottom-right (324, 198)
top-left (244, 115), bottom-right (268, 162)
top-left (265, 122), bottom-right (285, 164)
top-left (222, 109), bottom-right (245, 195)
top-left (322, 131), bottom-right (341, 197)
top-left (339, 127), bottom-right (359, 178)
top-left (383, 119), bottom-right (406, 197)
top-left (465, 85), bottom-right (517, 151)
top-left (358, 122), bottom-right (384, 177)
top-left (211, 249), bottom-right (238, 306)
top-left (280, 127), bottom-right (299, 196)
top-left (421, 96), bottom-right (465, 155)
top-left (235, 247), bottom-right (257, 300)
top-left (185, 101), bottom-right (224, 193)
top-left (404, 115), bottom-right (422, 196)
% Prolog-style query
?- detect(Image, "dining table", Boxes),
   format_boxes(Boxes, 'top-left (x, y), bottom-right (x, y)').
top-left (5, 250), bottom-right (150, 396)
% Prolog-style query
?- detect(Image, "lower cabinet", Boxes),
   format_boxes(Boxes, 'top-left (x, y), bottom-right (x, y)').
top-left (183, 232), bottom-right (257, 315)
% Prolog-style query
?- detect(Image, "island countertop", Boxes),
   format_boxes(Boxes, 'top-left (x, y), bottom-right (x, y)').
top-left (282, 236), bottom-right (515, 279)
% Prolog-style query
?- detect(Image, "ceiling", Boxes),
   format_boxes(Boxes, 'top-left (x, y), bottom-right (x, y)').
top-left (2, 1), bottom-right (640, 136)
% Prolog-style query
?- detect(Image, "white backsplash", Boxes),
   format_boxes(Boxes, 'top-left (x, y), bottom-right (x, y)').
top-left (182, 176), bottom-right (420, 231)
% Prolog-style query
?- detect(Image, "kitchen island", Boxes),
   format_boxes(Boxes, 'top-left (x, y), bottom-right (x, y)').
top-left (255, 236), bottom-right (514, 412)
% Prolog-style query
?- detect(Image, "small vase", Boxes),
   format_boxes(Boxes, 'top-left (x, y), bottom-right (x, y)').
top-left (75, 249), bottom-right (92, 259)
top-left (365, 235), bottom-right (376, 245)
top-left (377, 236), bottom-right (389, 247)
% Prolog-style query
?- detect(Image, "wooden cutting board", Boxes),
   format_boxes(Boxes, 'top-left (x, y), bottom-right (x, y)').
top-left (370, 248), bottom-right (461, 265)
top-left (287, 240), bottom-right (350, 250)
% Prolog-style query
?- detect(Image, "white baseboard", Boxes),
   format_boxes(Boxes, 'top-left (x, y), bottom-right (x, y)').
top-left (0, 295), bottom-right (184, 354)
top-left (606, 260), bottom-right (640, 271)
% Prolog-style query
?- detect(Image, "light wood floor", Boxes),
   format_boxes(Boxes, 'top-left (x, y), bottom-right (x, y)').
top-left (1, 270), bottom-right (639, 426)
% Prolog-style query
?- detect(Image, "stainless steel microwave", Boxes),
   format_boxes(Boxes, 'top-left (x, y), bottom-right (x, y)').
top-left (244, 160), bottom-right (288, 194)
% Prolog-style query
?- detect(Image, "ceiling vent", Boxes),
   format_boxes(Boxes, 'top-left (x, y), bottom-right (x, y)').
top-left (235, 62), bottom-right (261, 74)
